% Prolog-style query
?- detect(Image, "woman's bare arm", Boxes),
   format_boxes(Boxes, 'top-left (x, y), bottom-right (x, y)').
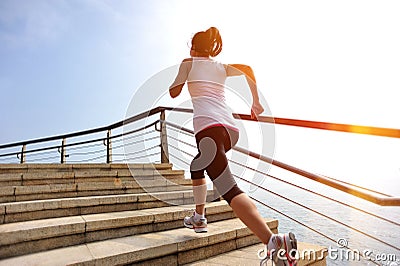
top-left (226, 64), bottom-right (264, 118)
top-left (169, 58), bottom-right (192, 98)
top-left (169, 83), bottom-right (184, 98)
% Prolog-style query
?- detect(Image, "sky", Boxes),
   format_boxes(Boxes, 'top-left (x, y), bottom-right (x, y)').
top-left (0, 0), bottom-right (399, 193)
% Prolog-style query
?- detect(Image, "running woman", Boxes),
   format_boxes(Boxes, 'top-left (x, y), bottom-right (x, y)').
top-left (169, 27), bottom-right (297, 265)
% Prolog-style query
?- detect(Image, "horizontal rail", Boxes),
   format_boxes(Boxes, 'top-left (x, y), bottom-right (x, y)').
top-left (168, 134), bottom-right (400, 225)
top-left (167, 138), bottom-right (397, 262)
top-left (0, 107), bottom-right (164, 150)
top-left (233, 173), bottom-right (400, 252)
top-left (234, 114), bottom-right (400, 138)
top-left (0, 137), bottom-right (104, 158)
top-left (233, 146), bottom-right (400, 206)
top-left (0, 121), bottom-right (159, 160)
top-left (163, 106), bottom-right (400, 138)
top-left (163, 120), bottom-right (400, 206)
top-left (228, 160), bottom-right (400, 226)
top-left (3, 106), bottom-right (399, 150)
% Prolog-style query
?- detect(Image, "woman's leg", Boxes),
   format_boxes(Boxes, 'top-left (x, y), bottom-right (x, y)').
top-left (230, 193), bottom-right (272, 244)
top-left (184, 175), bottom-right (208, 233)
top-left (189, 132), bottom-right (210, 219)
top-left (191, 126), bottom-right (297, 263)
top-left (203, 127), bottom-right (273, 244)
top-left (192, 178), bottom-right (207, 215)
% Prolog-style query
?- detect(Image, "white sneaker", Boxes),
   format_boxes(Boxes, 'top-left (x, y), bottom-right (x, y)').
top-left (259, 232), bottom-right (298, 266)
top-left (183, 212), bottom-right (208, 233)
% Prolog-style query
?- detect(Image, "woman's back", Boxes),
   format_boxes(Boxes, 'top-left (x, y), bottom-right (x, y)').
top-left (187, 57), bottom-right (227, 100)
top-left (185, 57), bottom-right (237, 134)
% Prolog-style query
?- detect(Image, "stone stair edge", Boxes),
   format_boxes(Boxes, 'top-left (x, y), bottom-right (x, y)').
top-left (0, 201), bottom-right (236, 247)
top-left (0, 179), bottom-right (192, 202)
top-left (0, 174), bottom-right (189, 191)
top-left (0, 217), bottom-right (269, 266)
top-left (0, 163), bottom-right (173, 170)
top-left (0, 168), bottom-right (184, 179)
top-left (2, 192), bottom-right (218, 224)
top-left (2, 178), bottom-right (191, 192)
top-left (1, 190), bottom-right (215, 214)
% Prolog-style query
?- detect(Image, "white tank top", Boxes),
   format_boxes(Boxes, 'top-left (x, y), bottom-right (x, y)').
top-left (170, 57), bottom-right (238, 134)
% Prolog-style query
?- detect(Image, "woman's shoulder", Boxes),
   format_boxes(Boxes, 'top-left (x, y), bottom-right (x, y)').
top-left (182, 58), bottom-right (193, 63)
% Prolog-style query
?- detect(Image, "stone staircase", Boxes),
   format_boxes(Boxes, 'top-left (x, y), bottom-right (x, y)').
top-left (0, 163), bottom-right (326, 265)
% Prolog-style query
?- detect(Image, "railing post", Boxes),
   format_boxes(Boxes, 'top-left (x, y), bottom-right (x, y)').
top-left (106, 129), bottom-right (112, 163)
top-left (160, 110), bottom-right (170, 163)
top-left (61, 138), bottom-right (66, 164)
top-left (20, 144), bottom-right (26, 164)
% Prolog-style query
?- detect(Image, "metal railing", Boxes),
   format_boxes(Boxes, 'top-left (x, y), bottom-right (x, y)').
top-left (161, 117), bottom-right (400, 265)
top-left (0, 107), bottom-right (168, 164)
top-left (1, 106), bottom-right (399, 206)
top-left (1, 106), bottom-right (399, 264)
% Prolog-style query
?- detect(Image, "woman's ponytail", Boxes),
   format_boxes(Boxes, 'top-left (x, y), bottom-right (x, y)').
top-left (192, 27), bottom-right (223, 57)
top-left (206, 27), bottom-right (222, 57)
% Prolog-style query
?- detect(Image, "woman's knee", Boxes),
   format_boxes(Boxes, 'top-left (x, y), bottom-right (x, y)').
top-left (221, 185), bottom-right (244, 205)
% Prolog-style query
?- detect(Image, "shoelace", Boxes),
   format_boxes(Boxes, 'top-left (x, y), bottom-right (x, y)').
top-left (259, 235), bottom-right (284, 266)
top-left (259, 248), bottom-right (274, 266)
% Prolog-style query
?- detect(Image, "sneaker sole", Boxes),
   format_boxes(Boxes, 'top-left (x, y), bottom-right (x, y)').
top-left (260, 233), bottom-right (298, 266)
top-left (284, 232), bottom-right (298, 266)
top-left (184, 221), bottom-right (194, 229)
top-left (194, 227), bottom-right (208, 233)
top-left (184, 220), bottom-right (207, 233)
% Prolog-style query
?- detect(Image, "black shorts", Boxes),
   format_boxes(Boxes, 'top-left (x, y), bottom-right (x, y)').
top-left (190, 125), bottom-right (243, 204)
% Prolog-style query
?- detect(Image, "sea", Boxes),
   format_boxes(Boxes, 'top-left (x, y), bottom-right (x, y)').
top-left (233, 124), bottom-right (400, 266)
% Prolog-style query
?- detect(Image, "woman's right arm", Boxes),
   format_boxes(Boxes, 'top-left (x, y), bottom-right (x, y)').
top-left (169, 58), bottom-right (192, 98)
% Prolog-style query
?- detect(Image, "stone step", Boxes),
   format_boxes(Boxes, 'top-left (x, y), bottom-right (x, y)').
top-left (186, 242), bottom-right (327, 266)
top-left (0, 217), bottom-right (278, 266)
top-left (0, 163), bottom-right (173, 174)
top-left (0, 190), bottom-right (216, 224)
top-left (0, 202), bottom-right (237, 259)
top-left (0, 168), bottom-right (185, 186)
top-left (0, 178), bottom-right (192, 203)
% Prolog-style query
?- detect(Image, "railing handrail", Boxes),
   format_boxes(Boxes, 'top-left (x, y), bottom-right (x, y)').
top-left (165, 121), bottom-right (400, 260)
top-left (233, 146), bottom-right (400, 206)
top-left (233, 114), bottom-right (400, 139)
top-left (163, 119), bottom-right (400, 206)
top-left (159, 106), bottom-right (400, 138)
top-left (0, 107), bottom-right (165, 150)
top-left (1, 106), bottom-right (399, 150)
